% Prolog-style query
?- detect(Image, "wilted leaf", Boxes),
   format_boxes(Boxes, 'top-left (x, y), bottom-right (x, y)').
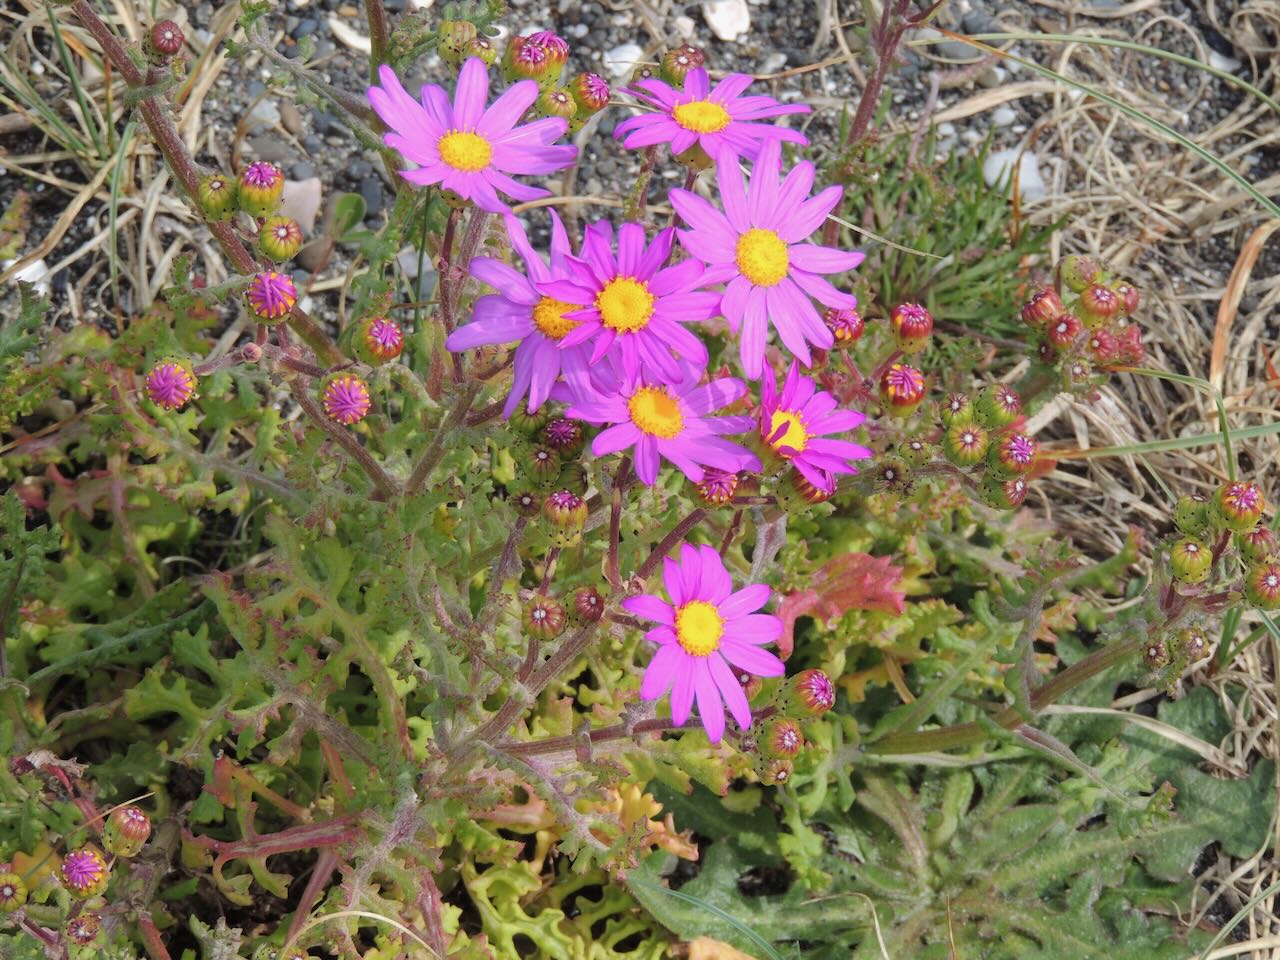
top-left (777, 552), bottom-right (906, 657)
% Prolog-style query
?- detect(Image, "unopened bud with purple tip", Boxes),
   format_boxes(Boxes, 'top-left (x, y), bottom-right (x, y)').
top-left (890, 302), bottom-right (933, 354)
top-left (987, 432), bottom-right (1038, 479)
top-left (544, 489), bottom-right (588, 546)
top-left (823, 306), bottom-right (864, 345)
top-left (103, 805), bottom-right (152, 858)
top-left (246, 270), bottom-right (297, 322)
top-left (258, 216), bottom-right (303, 262)
top-left (320, 373), bottom-right (372, 426)
top-left (759, 717), bottom-right (804, 758)
top-left (879, 363), bottom-right (926, 417)
top-left (145, 357), bottom-right (198, 411)
top-left (542, 418), bottom-right (584, 457)
top-left (61, 846), bottom-right (109, 899)
top-left (1215, 481), bottom-right (1265, 532)
top-left (353, 316), bottom-right (404, 366)
top-left (778, 668), bottom-right (836, 716)
top-left (238, 162), bottom-right (285, 218)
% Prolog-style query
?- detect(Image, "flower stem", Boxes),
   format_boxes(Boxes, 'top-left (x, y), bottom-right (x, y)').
top-left (289, 377), bottom-right (399, 500)
top-left (404, 380), bottom-right (482, 496)
top-left (636, 508), bottom-right (708, 582)
top-left (607, 457), bottom-right (631, 589)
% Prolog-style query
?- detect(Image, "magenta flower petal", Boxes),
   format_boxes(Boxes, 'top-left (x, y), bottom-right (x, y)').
top-left (759, 361), bottom-right (871, 482)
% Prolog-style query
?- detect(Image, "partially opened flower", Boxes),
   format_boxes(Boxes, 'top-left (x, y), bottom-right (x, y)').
top-left (538, 221), bottom-right (719, 383)
top-left (565, 367), bottom-right (759, 485)
top-left (760, 362), bottom-right (872, 488)
top-left (368, 59), bottom-right (577, 213)
top-left (623, 543), bottom-right (785, 742)
top-left (670, 140), bottom-right (863, 376)
top-left (445, 211), bottom-right (593, 416)
top-left (615, 67), bottom-right (809, 163)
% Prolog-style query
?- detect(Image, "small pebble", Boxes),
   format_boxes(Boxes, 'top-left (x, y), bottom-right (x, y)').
top-left (603, 43), bottom-right (643, 79)
top-left (983, 148), bottom-right (1046, 202)
top-left (702, 0), bottom-right (750, 41)
top-left (992, 106), bottom-right (1016, 127)
top-left (761, 52), bottom-right (787, 74)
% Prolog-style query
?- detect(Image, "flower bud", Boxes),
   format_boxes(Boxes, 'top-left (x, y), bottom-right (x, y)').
top-left (1174, 627), bottom-right (1209, 664)
top-left (463, 36), bottom-right (499, 67)
top-left (509, 405), bottom-right (551, 436)
top-left (512, 491), bottom-right (541, 517)
top-left (503, 35), bottom-right (558, 89)
top-left (544, 489), bottom-right (588, 546)
top-left (536, 88), bottom-right (577, 123)
top-left (1021, 287), bottom-right (1063, 328)
top-left (1045, 313), bottom-right (1082, 351)
top-left (1113, 325), bottom-right (1145, 365)
top-left (528, 31), bottom-right (570, 66)
top-left (436, 21), bottom-right (478, 65)
top-left (898, 437), bottom-right (932, 467)
top-left (1215, 481), bottom-right (1265, 532)
top-left (542, 418), bottom-right (584, 457)
top-left (1245, 562), bottom-right (1280, 611)
top-left (1169, 537), bottom-right (1211, 584)
top-left (102, 805), bottom-right (151, 858)
top-left (694, 468), bottom-right (739, 506)
top-left (1065, 359), bottom-right (1093, 388)
top-left (738, 671), bottom-right (764, 703)
top-left (787, 468), bottom-right (836, 506)
top-left (674, 141), bottom-right (715, 171)
top-left (1086, 329), bottom-right (1119, 365)
top-left (1111, 281), bottom-right (1140, 315)
top-left (524, 598), bottom-right (567, 640)
top-left (879, 363), bottom-right (926, 416)
top-left (942, 423), bottom-right (989, 468)
top-left (778, 668), bottom-right (835, 716)
top-left (524, 446), bottom-right (562, 488)
top-left (630, 64), bottom-right (656, 84)
top-left (889, 303), bottom-right (933, 354)
top-left (1173, 493), bottom-right (1211, 537)
top-left (145, 357), bottom-right (198, 411)
top-left (198, 174), bottom-right (239, 221)
top-left (61, 846), bottom-right (109, 899)
top-left (66, 912), bottom-right (102, 946)
top-left (320, 373), bottom-right (372, 426)
top-left (352, 316), bottom-right (404, 366)
top-left (874, 457), bottom-right (911, 493)
top-left (147, 19), bottom-right (185, 59)
top-left (238, 162), bottom-right (285, 218)
top-left (1078, 284), bottom-right (1120, 329)
top-left (570, 72), bottom-right (610, 114)
top-left (973, 383), bottom-right (1020, 430)
top-left (978, 473), bottom-right (1029, 511)
top-left (986, 432), bottom-right (1038, 479)
top-left (660, 44), bottom-right (704, 89)
top-left (1057, 254), bottom-right (1098, 293)
top-left (822, 307), bottom-right (864, 345)
top-left (938, 393), bottom-right (972, 426)
top-left (570, 586), bottom-right (605, 625)
top-left (759, 717), bottom-right (804, 758)
top-left (258, 215), bottom-right (304, 262)
top-left (1143, 638), bottom-right (1169, 669)
top-left (754, 755), bottom-right (793, 786)
top-left (246, 270), bottom-right (297, 322)
top-left (1237, 526), bottom-right (1277, 563)
top-left (0, 873), bottom-right (27, 913)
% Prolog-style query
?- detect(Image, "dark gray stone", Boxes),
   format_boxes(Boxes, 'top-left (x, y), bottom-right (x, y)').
top-left (359, 176), bottom-right (385, 216)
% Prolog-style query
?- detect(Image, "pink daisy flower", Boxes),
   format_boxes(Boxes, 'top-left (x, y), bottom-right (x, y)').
top-left (565, 367), bottom-right (759, 485)
top-left (537, 221), bottom-right (719, 383)
top-left (367, 59), bottom-right (577, 214)
top-left (760, 362), bottom-right (872, 489)
top-left (615, 67), bottom-right (809, 162)
top-left (623, 543), bottom-right (785, 743)
top-left (670, 140), bottom-right (864, 377)
top-left (446, 212), bottom-right (593, 416)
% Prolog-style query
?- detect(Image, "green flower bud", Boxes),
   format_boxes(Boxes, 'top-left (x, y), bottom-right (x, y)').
top-left (898, 437), bottom-right (933, 467)
top-left (238, 162), bottom-right (285, 218)
top-left (258, 215), bottom-right (304, 262)
top-left (508, 405), bottom-right (551, 436)
top-left (758, 717), bottom-right (804, 758)
top-left (986, 432), bottom-right (1038, 480)
top-left (198, 173), bottom-right (239, 221)
top-left (1057, 254), bottom-right (1099, 293)
top-left (521, 445), bottom-right (562, 488)
top-left (463, 36), bottom-right (499, 67)
top-left (674, 142), bottom-right (715, 171)
top-left (1169, 537), bottom-right (1211, 584)
top-left (973, 383), bottom-right (1021, 429)
top-left (660, 44), bottom-right (704, 89)
top-left (1142, 638), bottom-right (1169, 669)
top-left (938, 393), bottom-right (973, 426)
top-left (1173, 493), bottom-right (1211, 537)
top-left (875, 457), bottom-right (911, 493)
top-left (978, 473), bottom-right (1029, 511)
top-left (1215, 481), bottom-right (1265, 532)
top-left (1173, 627), bottom-right (1209, 664)
top-left (512, 491), bottom-right (541, 517)
top-left (436, 20), bottom-right (478, 66)
top-left (65, 912), bottom-right (102, 946)
top-left (102, 805), bottom-right (151, 858)
top-left (1237, 526), bottom-right (1277, 563)
top-left (543, 489), bottom-right (587, 547)
top-left (776, 668), bottom-right (835, 716)
top-left (753, 755), bottom-right (793, 786)
top-left (942, 422), bottom-right (989, 468)
top-left (0, 873), bottom-right (27, 913)
top-left (535, 88), bottom-right (577, 123)
top-left (1245, 562), bottom-right (1280, 610)
top-left (524, 598), bottom-right (567, 640)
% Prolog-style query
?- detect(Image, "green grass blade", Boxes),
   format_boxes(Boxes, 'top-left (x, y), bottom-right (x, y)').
top-left (627, 876), bottom-right (787, 960)
top-left (46, 8), bottom-right (106, 159)
top-left (1213, 392), bottom-right (1237, 481)
top-left (0, 56), bottom-right (89, 155)
top-left (1054, 421), bottom-right (1280, 460)
top-left (109, 119), bottom-right (138, 308)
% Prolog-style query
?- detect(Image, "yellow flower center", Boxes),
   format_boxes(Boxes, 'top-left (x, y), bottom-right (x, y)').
top-left (768, 410), bottom-right (809, 454)
top-left (531, 297), bottom-right (579, 340)
top-left (735, 229), bottom-right (789, 287)
top-left (596, 277), bottom-right (655, 333)
top-left (674, 600), bottom-right (724, 656)
top-left (437, 130), bottom-right (493, 172)
top-left (628, 386), bottom-right (684, 438)
top-left (672, 99), bottom-right (731, 134)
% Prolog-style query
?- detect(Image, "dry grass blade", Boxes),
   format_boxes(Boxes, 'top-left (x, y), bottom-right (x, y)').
top-left (1210, 219), bottom-right (1280, 395)
top-left (0, 160), bottom-right (113, 284)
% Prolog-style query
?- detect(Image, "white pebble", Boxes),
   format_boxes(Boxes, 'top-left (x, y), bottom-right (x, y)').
top-left (603, 43), bottom-right (644, 79)
top-left (761, 52), bottom-right (787, 74)
top-left (983, 148), bottom-right (1046, 203)
top-left (702, 0), bottom-right (750, 42)
top-left (4, 258), bottom-right (51, 297)
top-left (674, 15), bottom-right (696, 39)
top-left (1208, 50), bottom-right (1241, 72)
top-left (992, 106), bottom-right (1016, 127)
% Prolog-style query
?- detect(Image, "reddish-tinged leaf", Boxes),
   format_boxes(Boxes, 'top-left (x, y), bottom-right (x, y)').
top-left (777, 552), bottom-right (906, 657)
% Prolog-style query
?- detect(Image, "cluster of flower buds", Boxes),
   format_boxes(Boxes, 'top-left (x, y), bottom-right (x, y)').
top-left (938, 383), bottom-right (1036, 510)
top-left (1020, 255), bottom-right (1144, 392)
top-left (1142, 625), bottom-right (1211, 691)
top-left (197, 161), bottom-right (304, 262)
top-left (734, 669), bottom-right (835, 786)
top-left (1169, 480), bottom-right (1277, 609)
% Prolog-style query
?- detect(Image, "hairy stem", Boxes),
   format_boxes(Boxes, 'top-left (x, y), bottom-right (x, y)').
top-left (636, 508), bottom-right (709, 581)
top-left (289, 377), bottom-right (399, 499)
top-left (404, 381), bottom-right (482, 496)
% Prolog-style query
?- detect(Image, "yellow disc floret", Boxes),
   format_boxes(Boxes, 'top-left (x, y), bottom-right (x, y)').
top-left (532, 297), bottom-right (579, 340)
top-left (672, 100), bottom-right (732, 134)
top-left (438, 130), bottom-right (493, 172)
top-left (675, 600), bottom-right (724, 656)
top-left (628, 386), bottom-right (684, 439)
top-left (596, 277), bottom-right (655, 333)
top-left (768, 410), bottom-right (809, 454)
top-left (735, 228), bottom-right (789, 287)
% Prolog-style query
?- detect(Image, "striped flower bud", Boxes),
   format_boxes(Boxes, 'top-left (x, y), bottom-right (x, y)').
top-left (436, 20), bottom-right (478, 65)
top-left (512, 491), bottom-right (541, 517)
top-left (145, 357), bottom-right (198, 411)
top-left (787, 468), bottom-right (836, 506)
top-left (198, 173), bottom-right (239, 221)
top-left (570, 72), bottom-right (611, 113)
top-left (238, 162), bottom-right (285, 218)
top-left (1169, 537), bottom-right (1211, 584)
top-left (320, 373), bottom-right (372, 425)
top-left (524, 598), bottom-right (567, 640)
top-left (1113, 325), bottom-right (1145, 365)
top-left (542, 418), bottom-right (584, 457)
top-left (258, 215), bottom-right (304, 262)
top-left (778, 668), bottom-right (835, 716)
top-left (524, 446), bottom-right (562, 488)
top-left (973, 383), bottom-right (1020, 430)
top-left (942, 422), bottom-right (989, 468)
top-left (1045, 313), bottom-right (1082, 351)
top-left (1237, 526), bottom-right (1277, 563)
top-left (1057, 254), bottom-right (1099, 293)
top-left (987, 432), bottom-right (1037, 479)
top-left (1143, 638), bottom-right (1169, 669)
top-left (823, 307), bottom-right (864, 345)
top-left (875, 457), bottom-right (911, 493)
top-left (1021, 287), bottom-right (1063, 328)
top-left (0, 873), bottom-right (27, 913)
top-left (754, 755), bottom-right (794, 786)
top-left (695, 468), bottom-right (739, 506)
top-left (879, 363), bottom-right (926, 416)
top-left (61, 846), bottom-right (109, 899)
top-left (544, 489), bottom-right (587, 546)
top-left (978, 473), bottom-right (1029, 511)
top-left (352, 316), bottom-right (404, 366)
top-left (1079, 284), bottom-right (1120, 329)
top-left (66, 912), bottom-right (102, 946)
top-left (1215, 481), bottom-right (1265, 532)
top-left (660, 44), bottom-right (704, 89)
top-left (147, 19), bottom-right (185, 59)
top-left (759, 717), bottom-right (804, 758)
top-left (509, 405), bottom-right (551, 436)
top-left (889, 302), bottom-right (933, 354)
top-left (246, 270), bottom-right (297, 322)
top-left (503, 35), bottom-right (557, 88)
top-left (1173, 493), bottom-right (1211, 537)
top-left (1086, 329), bottom-right (1119, 365)
top-left (102, 805), bottom-right (151, 858)
top-left (938, 393), bottom-right (973, 426)
top-left (899, 437), bottom-right (932, 467)
top-left (1175, 627), bottom-right (1209, 664)
top-left (536, 88), bottom-right (577, 123)
top-left (527, 31), bottom-right (569, 66)
top-left (1111, 281), bottom-right (1140, 315)
top-left (1245, 562), bottom-right (1280, 610)
top-left (570, 586), bottom-right (605, 625)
